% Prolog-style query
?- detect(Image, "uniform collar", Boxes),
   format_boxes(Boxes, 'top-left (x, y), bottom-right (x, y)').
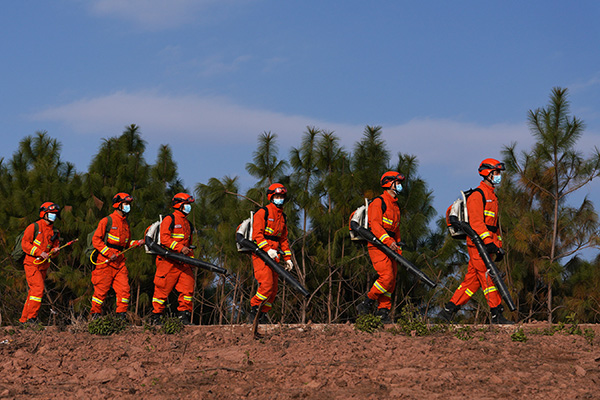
top-left (382, 190), bottom-right (397, 202)
top-left (111, 210), bottom-right (127, 221)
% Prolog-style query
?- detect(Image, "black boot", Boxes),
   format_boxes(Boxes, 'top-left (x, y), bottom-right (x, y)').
top-left (248, 306), bottom-right (259, 324)
top-left (375, 308), bottom-right (392, 324)
top-left (149, 313), bottom-right (163, 325)
top-left (248, 306), bottom-right (268, 324)
top-left (177, 311), bottom-right (192, 325)
top-left (357, 297), bottom-right (376, 315)
top-left (439, 302), bottom-right (459, 322)
top-left (115, 312), bottom-right (127, 321)
top-left (490, 305), bottom-right (514, 325)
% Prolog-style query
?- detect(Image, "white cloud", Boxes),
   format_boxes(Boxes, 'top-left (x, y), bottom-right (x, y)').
top-left (31, 91), bottom-right (535, 174)
top-left (88, 0), bottom-right (243, 30)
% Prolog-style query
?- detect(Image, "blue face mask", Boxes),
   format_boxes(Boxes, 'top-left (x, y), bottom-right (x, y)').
top-left (47, 213), bottom-right (57, 222)
top-left (182, 204), bottom-right (192, 214)
top-left (492, 174), bottom-right (502, 185)
top-left (273, 198), bottom-right (285, 207)
top-left (121, 204), bottom-right (131, 214)
top-left (393, 183), bottom-right (403, 195)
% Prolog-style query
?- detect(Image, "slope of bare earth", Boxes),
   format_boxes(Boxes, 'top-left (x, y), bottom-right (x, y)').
top-left (0, 322), bottom-right (598, 400)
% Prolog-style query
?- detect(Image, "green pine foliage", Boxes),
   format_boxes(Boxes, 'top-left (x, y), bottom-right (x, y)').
top-left (0, 89), bottom-right (599, 326)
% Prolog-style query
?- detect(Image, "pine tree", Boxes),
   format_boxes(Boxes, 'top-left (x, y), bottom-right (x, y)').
top-left (503, 87), bottom-right (600, 322)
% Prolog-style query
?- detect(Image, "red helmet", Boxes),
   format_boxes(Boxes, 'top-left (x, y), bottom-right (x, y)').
top-left (267, 183), bottom-right (287, 202)
top-left (380, 171), bottom-right (405, 189)
top-left (172, 192), bottom-right (195, 208)
top-left (112, 192), bottom-right (133, 208)
top-left (478, 158), bottom-right (506, 177)
top-left (39, 202), bottom-right (60, 218)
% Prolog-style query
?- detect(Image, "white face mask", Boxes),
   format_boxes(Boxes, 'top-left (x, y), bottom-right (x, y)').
top-left (121, 204), bottom-right (131, 214)
top-left (273, 198), bottom-right (285, 207)
top-left (492, 174), bottom-right (502, 185)
top-left (393, 183), bottom-right (403, 195)
top-left (182, 204), bottom-right (192, 214)
top-left (47, 213), bottom-right (57, 222)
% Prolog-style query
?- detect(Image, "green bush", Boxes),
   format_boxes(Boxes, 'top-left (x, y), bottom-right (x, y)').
top-left (511, 327), bottom-right (528, 342)
top-left (161, 316), bottom-right (184, 335)
top-left (88, 315), bottom-right (128, 336)
top-left (355, 314), bottom-right (383, 334)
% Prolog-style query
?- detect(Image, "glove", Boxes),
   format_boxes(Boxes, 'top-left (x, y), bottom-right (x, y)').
top-left (267, 249), bottom-right (279, 260)
top-left (135, 239), bottom-right (145, 247)
top-left (50, 247), bottom-right (60, 255)
top-left (485, 243), bottom-right (500, 256)
top-left (285, 260), bottom-right (293, 272)
top-left (40, 251), bottom-right (50, 260)
top-left (495, 248), bottom-right (505, 262)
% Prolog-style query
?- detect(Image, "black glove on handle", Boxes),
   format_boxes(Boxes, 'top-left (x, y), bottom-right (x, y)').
top-left (485, 242), bottom-right (500, 256)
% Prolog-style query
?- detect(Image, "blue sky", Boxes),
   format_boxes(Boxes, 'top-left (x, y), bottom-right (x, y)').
top-left (1, 1), bottom-right (599, 233)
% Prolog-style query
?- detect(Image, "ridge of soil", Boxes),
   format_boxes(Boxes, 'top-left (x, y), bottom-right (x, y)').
top-left (1, 322), bottom-right (598, 399)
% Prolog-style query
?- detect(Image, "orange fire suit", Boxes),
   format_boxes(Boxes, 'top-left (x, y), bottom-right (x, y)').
top-left (251, 203), bottom-right (292, 313)
top-left (152, 210), bottom-right (195, 314)
top-left (20, 220), bottom-right (60, 323)
top-left (91, 211), bottom-right (137, 314)
top-left (366, 191), bottom-right (401, 311)
top-left (450, 181), bottom-right (503, 308)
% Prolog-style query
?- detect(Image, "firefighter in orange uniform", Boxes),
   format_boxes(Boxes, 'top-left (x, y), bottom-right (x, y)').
top-left (19, 202), bottom-right (61, 324)
top-left (91, 193), bottom-right (144, 319)
top-left (248, 183), bottom-right (293, 323)
top-left (440, 158), bottom-right (513, 324)
top-left (357, 171), bottom-right (405, 323)
top-left (151, 193), bottom-right (196, 325)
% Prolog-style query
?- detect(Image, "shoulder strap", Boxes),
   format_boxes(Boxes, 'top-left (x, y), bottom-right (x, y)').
top-left (104, 215), bottom-right (112, 243)
top-left (164, 213), bottom-right (175, 231)
top-left (261, 206), bottom-right (269, 222)
top-left (370, 196), bottom-right (387, 214)
top-left (31, 222), bottom-right (39, 243)
top-left (470, 188), bottom-right (486, 207)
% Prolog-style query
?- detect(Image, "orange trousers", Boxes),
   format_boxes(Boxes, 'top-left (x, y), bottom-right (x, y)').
top-left (367, 245), bottom-right (398, 310)
top-left (152, 257), bottom-right (194, 314)
top-left (250, 254), bottom-right (278, 313)
top-left (450, 244), bottom-right (502, 308)
top-left (20, 262), bottom-right (49, 323)
top-left (90, 261), bottom-right (130, 314)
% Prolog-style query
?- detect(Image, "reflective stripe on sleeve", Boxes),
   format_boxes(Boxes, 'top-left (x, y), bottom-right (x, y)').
top-left (483, 286), bottom-right (497, 295)
top-left (379, 233), bottom-right (390, 242)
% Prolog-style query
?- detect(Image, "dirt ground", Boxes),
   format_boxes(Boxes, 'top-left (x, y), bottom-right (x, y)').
top-left (0, 321), bottom-right (598, 400)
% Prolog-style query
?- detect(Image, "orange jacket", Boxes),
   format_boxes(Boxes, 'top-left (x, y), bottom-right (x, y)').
top-left (252, 203), bottom-right (291, 261)
top-left (160, 210), bottom-right (194, 257)
top-left (93, 211), bottom-right (136, 262)
top-left (466, 181), bottom-right (502, 247)
top-left (368, 190), bottom-right (401, 251)
top-left (21, 220), bottom-right (60, 264)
